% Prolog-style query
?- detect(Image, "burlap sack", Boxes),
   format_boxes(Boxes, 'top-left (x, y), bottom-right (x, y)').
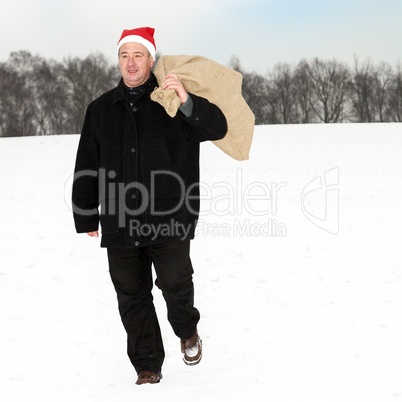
top-left (151, 55), bottom-right (254, 161)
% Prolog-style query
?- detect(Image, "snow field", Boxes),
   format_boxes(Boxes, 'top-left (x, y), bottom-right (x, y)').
top-left (0, 123), bottom-right (401, 401)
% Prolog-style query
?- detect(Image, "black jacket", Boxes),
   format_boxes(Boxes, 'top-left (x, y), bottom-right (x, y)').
top-left (72, 73), bottom-right (227, 248)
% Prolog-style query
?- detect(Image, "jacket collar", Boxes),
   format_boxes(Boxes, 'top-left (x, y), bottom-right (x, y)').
top-left (113, 72), bottom-right (158, 104)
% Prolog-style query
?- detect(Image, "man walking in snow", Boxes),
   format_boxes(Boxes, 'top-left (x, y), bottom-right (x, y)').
top-left (72, 27), bottom-right (227, 385)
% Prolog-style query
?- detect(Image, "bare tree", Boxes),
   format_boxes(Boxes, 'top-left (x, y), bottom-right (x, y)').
top-left (307, 58), bottom-right (350, 123)
top-left (350, 58), bottom-right (393, 122)
top-left (32, 58), bottom-right (72, 135)
top-left (293, 60), bottom-right (316, 123)
top-left (267, 63), bottom-right (296, 124)
top-left (4, 51), bottom-right (39, 136)
top-left (228, 55), bottom-right (244, 74)
top-left (63, 52), bottom-right (120, 133)
top-left (372, 62), bottom-right (392, 122)
top-left (388, 64), bottom-right (402, 122)
top-left (242, 71), bottom-right (270, 124)
top-left (350, 57), bottom-right (374, 122)
top-left (228, 55), bottom-right (270, 125)
top-left (0, 63), bottom-right (22, 137)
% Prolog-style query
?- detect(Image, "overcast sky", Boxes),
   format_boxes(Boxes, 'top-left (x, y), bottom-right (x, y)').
top-left (1, 0), bottom-right (401, 74)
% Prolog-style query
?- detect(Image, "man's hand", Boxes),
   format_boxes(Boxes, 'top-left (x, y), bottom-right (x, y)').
top-left (87, 231), bottom-right (99, 238)
top-left (162, 74), bottom-right (188, 104)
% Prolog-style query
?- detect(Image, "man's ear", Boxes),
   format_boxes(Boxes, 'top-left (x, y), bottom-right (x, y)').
top-left (150, 56), bottom-right (155, 68)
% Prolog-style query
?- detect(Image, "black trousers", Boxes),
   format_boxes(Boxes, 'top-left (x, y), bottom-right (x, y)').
top-left (107, 239), bottom-right (200, 374)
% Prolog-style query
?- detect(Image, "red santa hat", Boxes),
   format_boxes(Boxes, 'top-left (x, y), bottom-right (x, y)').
top-left (117, 27), bottom-right (156, 59)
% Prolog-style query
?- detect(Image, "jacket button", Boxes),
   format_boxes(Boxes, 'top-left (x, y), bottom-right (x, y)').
top-left (194, 117), bottom-right (199, 122)
top-left (132, 194), bottom-right (136, 199)
top-left (131, 148), bottom-right (136, 153)
top-left (134, 241), bottom-right (139, 246)
top-left (132, 106), bottom-right (138, 112)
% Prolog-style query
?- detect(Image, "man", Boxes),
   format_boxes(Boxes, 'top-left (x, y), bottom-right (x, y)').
top-left (72, 27), bottom-right (227, 385)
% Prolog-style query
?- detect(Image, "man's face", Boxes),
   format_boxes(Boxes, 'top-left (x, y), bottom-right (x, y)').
top-left (118, 42), bottom-right (155, 88)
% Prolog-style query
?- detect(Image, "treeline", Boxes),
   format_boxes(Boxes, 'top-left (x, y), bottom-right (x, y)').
top-left (1, 51), bottom-right (401, 137)
top-left (231, 56), bottom-right (402, 124)
top-left (0, 51), bottom-right (120, 137)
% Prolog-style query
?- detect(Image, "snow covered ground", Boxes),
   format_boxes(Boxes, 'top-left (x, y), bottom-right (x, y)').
top-left (1, 123), bottom-right (402, 401)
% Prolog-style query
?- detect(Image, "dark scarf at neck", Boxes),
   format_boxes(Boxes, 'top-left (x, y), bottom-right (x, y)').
top-left (124, 74), bottom-right (155, 99)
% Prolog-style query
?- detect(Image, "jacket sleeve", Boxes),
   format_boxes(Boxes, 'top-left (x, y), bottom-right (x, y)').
top-left (179, 93), bottom-right (228, 142)
top-left (72, 104), bottom-right (100, 233)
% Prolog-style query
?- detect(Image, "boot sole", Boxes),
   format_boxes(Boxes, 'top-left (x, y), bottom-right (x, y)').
top-left (183, 353), bottom-right (202, 366)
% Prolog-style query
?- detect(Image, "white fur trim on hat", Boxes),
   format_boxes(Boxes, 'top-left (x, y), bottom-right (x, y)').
top-left (117, 35), bottom-right (156, 59)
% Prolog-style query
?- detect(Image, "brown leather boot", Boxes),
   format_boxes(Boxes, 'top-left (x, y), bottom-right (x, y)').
top-left (135, 371), bottom-right (163, 385)
top-left (181, 331), bottom-right (202, 366)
